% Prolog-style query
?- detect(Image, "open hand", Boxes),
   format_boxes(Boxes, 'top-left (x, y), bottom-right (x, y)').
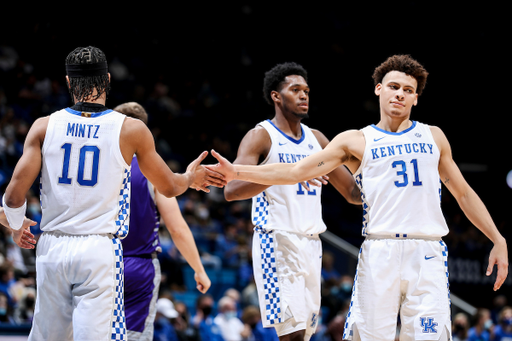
top-left (186, 151), bottom-right (227, 193)
top-left (204, 149), bottom-right (236, 183)
top-left (300, 175), bottom-right (329, 191)
top-left (11, 217), bottom-right (37, 249)
top-left (487, 239), bottom-right (508, 291)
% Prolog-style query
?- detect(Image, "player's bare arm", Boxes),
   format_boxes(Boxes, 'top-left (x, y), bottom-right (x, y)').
top-left (120, 117), bottom-right (226, 197)
top-left (2, 117), bottom-right (47, 249)
top-left (3, 117), bottom-right (48, 208)
top-left (210, 130), bottom-right (362, 186)
top-left (224, 126), bottom-right (272, 201)
top-left (155, 190), bottom-right (211, 293)
top-left (432, 126), bottom-right (508, 291)
top-left (312, 129), bottom-right (361, 205)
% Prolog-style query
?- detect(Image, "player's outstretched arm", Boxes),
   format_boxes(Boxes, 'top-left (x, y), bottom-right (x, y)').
top-left (121, 117), bottom-right (226, 198)
top-left (312, 129), bottom-right (362, 205)
top-left (155, 190), bottom-right (211, 293)
top-left (209, 130), bottom-right (354, 186)
top-left (432, 126), bottom-right (508, 291)
top-left (224, 127), bottom-right (272, 201)
top-left (0, 208), bottom-right (37, 249)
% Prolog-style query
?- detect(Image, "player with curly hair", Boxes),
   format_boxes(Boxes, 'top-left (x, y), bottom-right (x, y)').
top-left (210, 54), bottom-right (508, 341)
top-left (224, 62), bottom-right (361, 341)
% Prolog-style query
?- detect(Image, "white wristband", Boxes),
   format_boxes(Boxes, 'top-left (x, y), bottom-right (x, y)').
top-left (2, 196), bottom-right (27, 231)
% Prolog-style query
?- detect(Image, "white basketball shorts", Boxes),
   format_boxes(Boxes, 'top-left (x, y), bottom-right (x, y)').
top-left (29, 231), bottom-right (125, 341)
top-left (252, 227), bottom-right (322, 337)
top-left (343, 236), bottom-right (452, 341)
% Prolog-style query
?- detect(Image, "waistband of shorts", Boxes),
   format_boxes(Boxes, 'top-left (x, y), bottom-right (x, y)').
top-left (253, 226), bottom-right (320, 238)
top-left (42, 230), bottom-right (114, 238)
top-left (365, 233), bottom-right (442, 241)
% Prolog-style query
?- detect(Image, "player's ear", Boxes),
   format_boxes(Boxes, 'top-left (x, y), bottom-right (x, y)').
top-left (413, 93), bottom-right (418, 106)
top-left (65, 76), bottom-right (70, 89)
top-left (271, 90), bottom-right (281, 103)
top-left (374, 83), bottom-right (382, 96)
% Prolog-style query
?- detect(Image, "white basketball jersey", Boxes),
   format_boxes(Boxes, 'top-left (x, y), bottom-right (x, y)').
top-left (39, 108), bottom-right (131, 237)
top-left (251, 120), bottom-right (326, 235)
top-left (353, 121), bottom-right (449, 237)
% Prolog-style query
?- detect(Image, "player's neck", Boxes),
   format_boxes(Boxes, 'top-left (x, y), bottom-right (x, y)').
top-left (74, 91), bottom-right (107, 106)
top-left (376, 115), bottom-right (412, 133)
top-left (272, 113), bottom-right (303, 139)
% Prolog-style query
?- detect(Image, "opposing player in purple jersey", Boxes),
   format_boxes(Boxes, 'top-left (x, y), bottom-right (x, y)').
top-left (114, 102), bottom-right (211, 341)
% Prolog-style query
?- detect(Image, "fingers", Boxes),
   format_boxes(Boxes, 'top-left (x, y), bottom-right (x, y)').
top-left (15, 230), bottom-right (36, 249)
top-left (300, 181), bottom-right (310, 191)
top-left (210, 149), bottom-right (226, 163)
top-left (204, 168), bottom-right (226, 187)
top-left (197, 283), bottom-right (207, 294)
top-left (494, 261), bottom-right (509, 291)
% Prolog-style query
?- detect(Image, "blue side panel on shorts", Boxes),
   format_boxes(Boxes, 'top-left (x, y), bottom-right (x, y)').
top-left (440, 241), bottom-right (451, 311)
top-left (343, 246), bottom-right (362, 340)
top-left (111, 237), bottom-right (127, 340)
top-left (257, 227), bottom-right (282, 325)
top-left (115, 168), bottom-right (131, 239)
top-left (253, 192), bottom-right (269, 227)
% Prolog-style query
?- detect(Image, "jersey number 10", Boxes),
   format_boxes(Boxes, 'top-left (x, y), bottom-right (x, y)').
top-left (58, 143), bottom-right (100, 187)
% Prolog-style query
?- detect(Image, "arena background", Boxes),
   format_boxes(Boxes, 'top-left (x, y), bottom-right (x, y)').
top-left (0, 3), bottom-right (510, 335)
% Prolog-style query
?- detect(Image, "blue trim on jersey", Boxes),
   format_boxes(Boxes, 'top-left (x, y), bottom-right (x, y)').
top-left (370, 121), bottom-right (417, 135)
top-left (65, 107), bottom-right (114, 117)
top-left (266, 119), bottom-right (305, 144)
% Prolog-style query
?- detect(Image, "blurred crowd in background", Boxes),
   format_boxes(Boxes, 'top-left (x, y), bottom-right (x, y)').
top-left (0, 32), bottom-right (511, 341)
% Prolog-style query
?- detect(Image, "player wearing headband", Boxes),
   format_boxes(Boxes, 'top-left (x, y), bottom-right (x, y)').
top-left (2, 46), bottom-right (225, 341)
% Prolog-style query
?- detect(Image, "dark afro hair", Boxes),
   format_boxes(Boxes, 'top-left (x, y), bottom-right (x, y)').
top-left (262, 62), bottom-right (308, 105)
top-left (372, 55), bottom-right (429, 95)
top-left (65, 46), bottom-right (110, 102)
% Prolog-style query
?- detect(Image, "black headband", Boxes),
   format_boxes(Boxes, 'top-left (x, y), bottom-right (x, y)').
top-left (66, 61), bottom-right (108, 77)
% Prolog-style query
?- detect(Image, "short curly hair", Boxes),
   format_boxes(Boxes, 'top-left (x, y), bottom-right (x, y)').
top-left (65, 46), bottom-right (111, 102)
top-left (372, 55), bottom-right (429, 95)
top-left (262, 62), bottom-right (308, 105)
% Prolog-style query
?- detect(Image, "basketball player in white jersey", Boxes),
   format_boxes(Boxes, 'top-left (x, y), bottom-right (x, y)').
top-left (208, 55), bottom-right (508, 341)
top-left (1, 46), bottom-right (225, 341)
top-left (224, 62), bottom-right (361, 341)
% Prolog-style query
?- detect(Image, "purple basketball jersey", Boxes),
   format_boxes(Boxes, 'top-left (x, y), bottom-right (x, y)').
top-left (121, 156), bottom-right (160, 256)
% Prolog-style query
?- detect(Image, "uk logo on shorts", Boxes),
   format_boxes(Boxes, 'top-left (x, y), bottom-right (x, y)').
top-left (420, 317), bottom-right (438, 333)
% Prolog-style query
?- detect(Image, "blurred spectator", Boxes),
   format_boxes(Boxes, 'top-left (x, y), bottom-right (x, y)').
top-left (492, 295), bottom-right (508, 324)
top-left (223, 288), bottom-right (242, 317)
top-left (241, 277), bottom-right (259, 310)
top-left (14, 286), bottom-right (35, 324)
top-left (154, 298), bottom-right (180, 341)
top-left (452, 312), bottom-right (470, 341)
top-left (321, 274), bottom-right (353, 324)
top-left (0, 291), bottom-right (14, 324)
top-left (0, 262), bottom-right (16, 306)
top-left (191, 294), bottom-right (224, 341)
top-left (321, 251), bottom-right (341, 283)
top-left (468, 308), bottom-right (494, 341)
top-left (494, 306), bottom-right (512, 340)
top-left (214, 295), bottom-right (247, 341)
top-left (174, 301), bottom-right (201, 341)
top-left (241, 305), bottom-right (278, 341)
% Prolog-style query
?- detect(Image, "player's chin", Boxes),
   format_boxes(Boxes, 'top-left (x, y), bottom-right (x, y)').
top-left (294, 112), bottom-right (309, 119)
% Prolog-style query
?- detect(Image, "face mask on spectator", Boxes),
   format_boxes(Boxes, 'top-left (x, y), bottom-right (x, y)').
top-left (224, 311), bottom-right (237, 320)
